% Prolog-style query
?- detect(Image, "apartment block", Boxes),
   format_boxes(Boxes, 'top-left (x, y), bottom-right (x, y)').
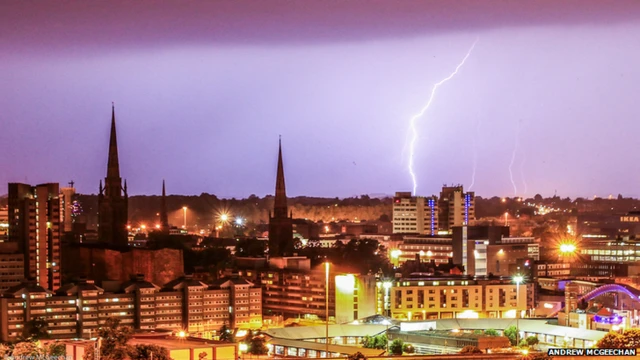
top-left (388, 276), bottom-right (533, 321)
top-left (8, 183), bottom-right (61, 290)
top-left (392, 192), bottom-right (438, 235)
top-left (0, 275), bottom-right (262, 342)
top-left (0, 242), bottom-right (24, 292)
top-left (438, 185), bottom-right (475, 232)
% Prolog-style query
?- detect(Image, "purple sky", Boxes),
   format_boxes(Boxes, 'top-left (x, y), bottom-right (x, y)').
top-left (1, 1), bottom-right (639, 199)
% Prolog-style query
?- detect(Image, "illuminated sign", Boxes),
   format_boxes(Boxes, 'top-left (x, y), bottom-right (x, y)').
top-left (620, 216), bottom-right (640, 223)
top-left (594, 314), bottom-right (623, 325)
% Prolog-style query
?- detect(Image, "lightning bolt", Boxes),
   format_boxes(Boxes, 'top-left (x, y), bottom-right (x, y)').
top-left (468, 118), bottom-right (481, 191)
top-left (509, 121), bottom-right (521, 197)
top-left (408, 38), bottom-right (478, 196)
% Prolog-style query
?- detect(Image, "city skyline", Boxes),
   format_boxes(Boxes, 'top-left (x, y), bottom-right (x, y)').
top-left (1, 1), bottom-right (640, 198)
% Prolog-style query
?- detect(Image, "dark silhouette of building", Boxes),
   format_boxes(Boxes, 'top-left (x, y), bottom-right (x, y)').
top-left (160, 180), bottom-right (169, 232)
top-left (98, 105), bottom-right (129, 246)
top-left (268, 139), bottom-right (294, 257)
top-left (438, 185), bottom-right (475, 231)
top-left (7, 182), bottom-right (61, 290)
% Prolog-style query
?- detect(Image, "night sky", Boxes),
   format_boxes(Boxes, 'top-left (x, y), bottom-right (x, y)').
top-left (1, 1), bottom-right (639, 198)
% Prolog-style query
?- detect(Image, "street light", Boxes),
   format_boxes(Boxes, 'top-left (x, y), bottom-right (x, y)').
top-left (560, 243), bottom-right (576, 254)
top-left (325, 261), bottom-right (330, 357)
top-left (182, 206), bottom-right (188, 229)
top-left (514, 275), bottom-right (524, 347)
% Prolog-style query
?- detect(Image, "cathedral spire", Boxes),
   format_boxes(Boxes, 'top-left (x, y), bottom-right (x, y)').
top-left (160, 180), bottom-right (169, 231)
top-left (107, 103), bottom-right (121, 182)
top-left (98, 104), bottom-right (129, 247)
top-left (273, 137), bottom-right (288, 218)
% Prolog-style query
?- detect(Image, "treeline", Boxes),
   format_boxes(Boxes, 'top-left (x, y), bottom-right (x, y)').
top-left (5, 193), bottom-right (640, 227)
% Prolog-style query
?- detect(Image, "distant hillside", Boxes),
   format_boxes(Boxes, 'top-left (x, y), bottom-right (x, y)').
top-left (5, 191), bottom-right (640, 227)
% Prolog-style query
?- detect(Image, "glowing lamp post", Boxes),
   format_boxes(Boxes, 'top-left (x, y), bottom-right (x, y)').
top-left (514, 275), bottom-right (524, 346)
top-left (325, 261), bottom-right (330, 356)
top-left (182, 206), bottom-right (187, 229)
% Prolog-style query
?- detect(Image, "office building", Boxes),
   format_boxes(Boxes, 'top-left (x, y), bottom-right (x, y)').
top-left (535, 262), bottom-right (637, 280)
top-left (239, 257), bottom-right (376, 324)
top-left (452, 226), bottom-right (539, 276)
top-left (577, 212), bottom-right (640, 239)
top-left (394, 235), bottom-right (452, 266)
top-left (0, 274), bottom-right (262, 342)
top-left (388, 275), bottom-right (533, 320)
top-left (269, 139), bottom-right (294, 257)
top-left (578, 239), bottom-right (640, 263)
top-left (98, 105), bottom-right (129, 246)
top-left (438, 185), bottom-right (475, 232)
top-left (8, 182), bottom-right (61, 290)
top-left (392, 192), bottom-right (438, 235)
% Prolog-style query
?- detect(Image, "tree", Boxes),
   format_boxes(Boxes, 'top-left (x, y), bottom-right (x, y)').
top-left (97, 317), bottom-right (134, 359)
top-left (249, 336), bottom-right (269, 355)
top-left (12, 341), bottom-right (42, 357)
top-left (596, 329), bottom-right (640, 349)
top-left (484, 329), bottom-right (499, 337)
top-left (128, 344), bottom-right (171, 360)
top-left (348, 352), bottom-right (367, 360)
top-left (389, 339), bottom-right (403, 355)
top-left (597, 332), bottom-right (624, 348)
top-left (219, 323), bottom-right (233, 342)
top-left (374, 334), bottom-right (387, 350)
top-left (402, 343), bottom-right (415, 354)
top-left (362, 334), bottom-right (387, 350)
top-left (22, 317), bottom-right (49, 340)
top-left (526, 336), bottom-right (539, 348)
top-left (0, 344), bottom-right (10, 358)
top-left (504, 325), bottom-right (518, 345)
top-left (46, 341), bottom-right (66, 356)
top-left (459, 345), bottom-right (482, 354)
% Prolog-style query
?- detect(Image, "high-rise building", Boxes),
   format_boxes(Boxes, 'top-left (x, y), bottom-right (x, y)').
top-left (0, 207), bottom-right (8, 242)
top-left (59, 182), bottom-right (76, 233)
top-left (268, 139), bottom-right (294, 257)
top-left (392, 192), bottom-right (438, 235)
top-left (0, 242), bottom-right (25, 292)
top-left (7, 182), bottom-right (61, 290)
top-left (438, 185), bottom-right (475, 232)
top-left (98, 105), bottom-right (129, 246)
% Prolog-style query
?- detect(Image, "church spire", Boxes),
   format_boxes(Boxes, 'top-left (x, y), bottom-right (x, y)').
top-left (107, 103), bottom-right (121, 182)
top-left (160, 180), bottom-right (169, 231)
top-left (273, 137), bottom-right (288, 218)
